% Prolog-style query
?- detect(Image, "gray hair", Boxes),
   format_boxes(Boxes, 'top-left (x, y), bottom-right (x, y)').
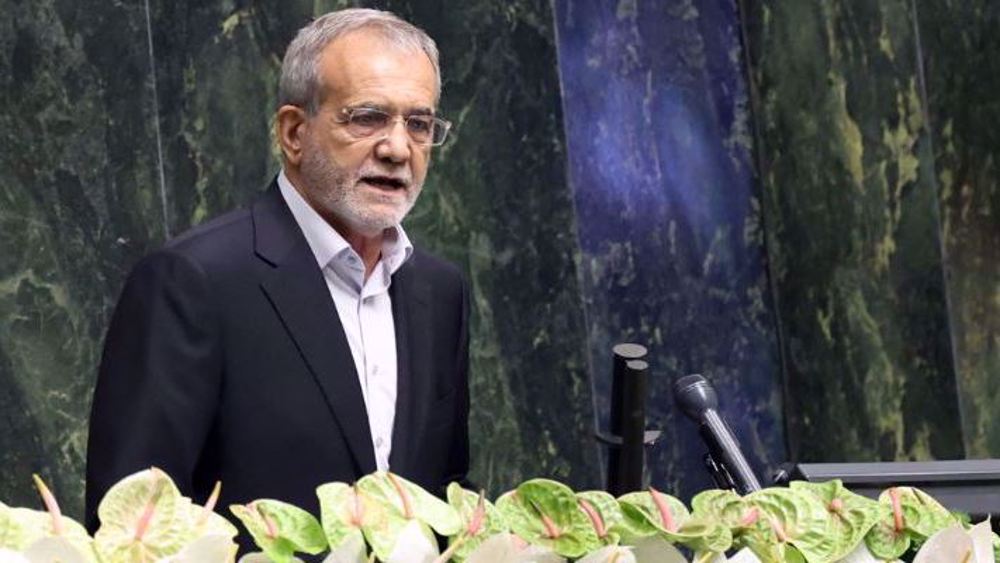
top-left (278, 8), bottom-right (441, 114)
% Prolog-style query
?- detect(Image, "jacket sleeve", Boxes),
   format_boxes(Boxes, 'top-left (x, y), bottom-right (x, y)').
top-left (442, 271), bottom-right (472, 492)
top-left (85, 250), bottom-right (222, 532)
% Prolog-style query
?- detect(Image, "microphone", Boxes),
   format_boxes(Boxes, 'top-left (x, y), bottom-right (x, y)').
top-left (674, 374), bottom-right (762, 495)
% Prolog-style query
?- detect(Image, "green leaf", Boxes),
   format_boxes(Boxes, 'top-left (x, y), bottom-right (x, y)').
top-left (445, 483), bottom-right (508, 562)
top-left (690, 489), bottom-right (753, 531)
top-left (10, 508), bottom-right (96, 562)
top-left (878, 487), bottom-right (955, 540)
top-left (356, 472), bottom-right (461, 536)
top-left (354, 472), bottom-right (458, 561)
top-left (864, 508), bottom-right (911, 561)
top-left (93, 467), bottom-right (190, 563)
top-left (575, 491), bottom-right (623, 546)
top-left (744, 488), bottom-right (837, 563)
top-left (618, 489), bottom-right (689, 535)
top-left (229, 499), bottom-right (326, 563)
top-left (789, 480), bottom-right (880, 559)
top-left (0, 502), bottom-right (29, 550)
top-left (495, 479), bottom-right (599, 558)
top-left (315, 482), bottom-right (368, 552)
top-left (618, 489), bottom-right (730, 553)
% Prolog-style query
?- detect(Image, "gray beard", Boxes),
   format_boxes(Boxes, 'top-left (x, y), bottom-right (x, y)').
top-left (299, 144), bottom-right (420, 236)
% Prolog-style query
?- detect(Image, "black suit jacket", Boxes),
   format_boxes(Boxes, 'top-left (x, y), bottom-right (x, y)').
top-left (85, 182), bottom-right (470, 535)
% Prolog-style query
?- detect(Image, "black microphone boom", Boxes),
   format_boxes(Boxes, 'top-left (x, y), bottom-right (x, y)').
top-left (674, 374), bottom-right (762, 495)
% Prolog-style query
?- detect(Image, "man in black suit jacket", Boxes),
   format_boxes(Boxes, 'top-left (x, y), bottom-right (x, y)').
top-left (85, 8), bottom-right (469, 535)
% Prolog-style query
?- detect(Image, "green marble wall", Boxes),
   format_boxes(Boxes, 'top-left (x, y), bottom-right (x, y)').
top-left (917, 1), bottom-right (1000, 457)
top-left (3, 0), bottom-right (998, 523)
top-left (744, 0), bottom-right (965, 462)
top-left (1, 0), bottom-right (166, 513)
top-left (0, 0), bottom-right (599, 518)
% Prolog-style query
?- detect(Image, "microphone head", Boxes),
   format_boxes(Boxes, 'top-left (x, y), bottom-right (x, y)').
top-left (673, 374), bottom-right (719, 420)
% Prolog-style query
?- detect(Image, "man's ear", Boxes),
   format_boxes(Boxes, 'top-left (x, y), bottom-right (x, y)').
top-left (276, 105), bottom-right (309, 166)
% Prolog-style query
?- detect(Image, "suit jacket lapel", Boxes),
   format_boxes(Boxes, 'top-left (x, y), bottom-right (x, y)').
top-left (252, 184), bottom-right (377, 475)
top-left (388, 256), bottom-right (431, 475)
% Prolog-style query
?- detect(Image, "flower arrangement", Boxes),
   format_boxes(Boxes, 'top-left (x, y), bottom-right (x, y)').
top-left (0, 468), bottom-right (995, 563)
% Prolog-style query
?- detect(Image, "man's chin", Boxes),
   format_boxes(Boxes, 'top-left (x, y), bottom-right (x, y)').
top-left (342, 210), bottom-right (405, 237)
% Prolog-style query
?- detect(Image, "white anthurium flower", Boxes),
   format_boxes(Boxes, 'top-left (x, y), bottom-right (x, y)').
top-left (968, 521), bottom-right (996, 563)
top-left (236, 552), bottom-right (304, 563)
top-left (832, 542), bottom-right (887, 563)
top-left (576, 545), bottom-right (636, 563)
top-left (725, 548), bottom-right (764, 563)
top-left (0, 549), bottom-right (29, 563)
top-left (22, 536), bottom-right (91, 563)
top-left (385, 519), bottom-right (438, 563)
top-left (321, 532), bottom-right (367, 563)
top-left (913, 523), bottom-right (993, 563)
top-left (464, 533), bottom-right (566, 563)
top-left (155, 533), bottom-right (237, 563)
top-left (625, 536), bottom-right (686, 563)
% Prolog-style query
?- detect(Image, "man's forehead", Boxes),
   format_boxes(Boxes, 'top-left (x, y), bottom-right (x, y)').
top-left (317, 30), bottom-right (438, 103)
top-left (319, 29), bottom-right (432, 77)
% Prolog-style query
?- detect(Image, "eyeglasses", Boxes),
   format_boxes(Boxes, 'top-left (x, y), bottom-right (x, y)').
top-left (336, 107), bottom-right (452, 147)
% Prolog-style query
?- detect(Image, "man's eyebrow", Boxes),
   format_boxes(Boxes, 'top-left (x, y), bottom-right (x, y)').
top-left (349, 101), bottom-right (390, 112)
top-left (347, 102), bottom-right (436, 116)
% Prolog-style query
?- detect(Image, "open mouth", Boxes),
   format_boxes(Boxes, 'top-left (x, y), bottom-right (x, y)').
top-left (359, 175), bottom-right (407, 190)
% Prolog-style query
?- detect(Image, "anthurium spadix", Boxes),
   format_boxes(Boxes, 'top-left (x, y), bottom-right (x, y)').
top-left (0, 475), bottom-right (97, 562)
top-left (93, 467), bottom-right (193, 563)
top-left (788, 480), bottom-right (881, 561)
top-left (182, 481), bottom-right (239, 542)
top-left (575, 491), bottom-right (624, 547)
top-left (315, 482), bottom-right (368, 557)
top-left (353, 472), bottom-right (460, 562)
top-left (496, 479), bottom-right (600, 558)
top-left (617, 487), bottom-right (731, 555)
top-left (864, 486), bottom-right (958, 560)
top-left (229, 499), bottom-right (326, 563)
top-left (738, 487), bottom-right (839, 563)
top-left (443, 483), bottom-right (507, 562)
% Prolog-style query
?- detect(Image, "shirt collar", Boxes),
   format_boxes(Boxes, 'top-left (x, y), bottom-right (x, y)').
top-left (277, 170), bottom-right (413, 275)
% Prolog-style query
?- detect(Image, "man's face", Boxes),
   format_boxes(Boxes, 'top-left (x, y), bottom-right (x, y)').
top-left (295, 30), bottom-right (438, 237)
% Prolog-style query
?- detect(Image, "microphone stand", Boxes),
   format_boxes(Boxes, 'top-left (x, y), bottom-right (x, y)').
top-left (701, 426), bottom-right (738, 491)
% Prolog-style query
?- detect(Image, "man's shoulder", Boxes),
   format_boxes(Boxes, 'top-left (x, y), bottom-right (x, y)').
top-left (126, 203), bottom-right (259, 285)
top-left (163, 206), bottom-right (254, 259)
top-left (406, 247), bottom-right (465, 285)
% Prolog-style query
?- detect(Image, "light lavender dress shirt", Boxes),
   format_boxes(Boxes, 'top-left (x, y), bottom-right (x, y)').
top-left (278, 170), bottom-right (412, 471)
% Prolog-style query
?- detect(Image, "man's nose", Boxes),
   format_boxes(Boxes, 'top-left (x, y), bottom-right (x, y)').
top-left (374, 119), bottom-right (411, 163)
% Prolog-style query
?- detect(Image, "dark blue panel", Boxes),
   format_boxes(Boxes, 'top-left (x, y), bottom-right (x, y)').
top-left (553, 0), bottom-right (787, 498)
